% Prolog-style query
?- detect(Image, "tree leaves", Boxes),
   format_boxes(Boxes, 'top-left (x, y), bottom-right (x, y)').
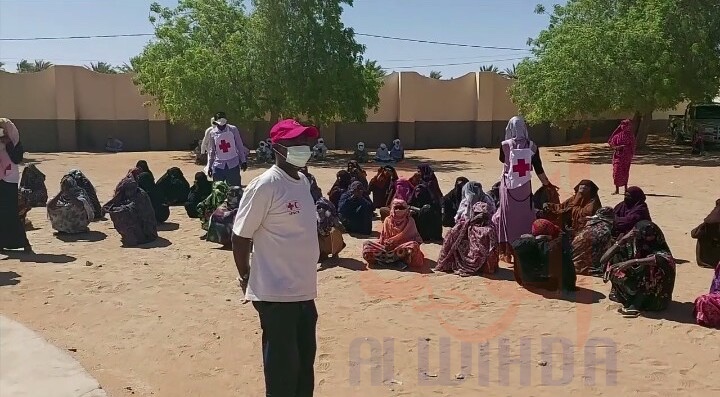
top-left (132, 0), bottom-right (382, 127)
top-left (16, 59), bottom-right (53, 73)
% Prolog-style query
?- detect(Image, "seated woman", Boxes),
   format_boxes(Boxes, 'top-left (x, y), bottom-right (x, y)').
top-left (312, 138), bottom-right (328, 161)
top-left (378, 177), bottom-right (416, 221)
top-left (300, 167), bottom-right (323, 202)
top-left (206, 186), bottom-right (243, 247)
top-left (613, 186), bottom-right (652, 237)
top-left (369, 166), bottom-right (398, 210)
top-left (156, 167), bottom-right (191, 206)
top-left (103, 176), bottom-right (158, 247)
top-left (135, 160), bottom-right (154, 181)
top-left (409, 183), bottom-right (443, 242)
top-left (185, 172), bottom-right (212, 218)
top-left (691, 199), bottom-right (720, 269)
top-left (47, 175), bottom-right (95, 234)
top-left (390, 139), bottom-right (404, 162)
top-left (533, 184), bottom-right (561, 226)
top-left (543, 179), bottom-right (601, 234)
top-left (197, 181), bottom-right (230, 230)
top-left (602, 221), bottom-right (676, 317)
top-left (436, 202), bottom-right (499, 276)
top-left (338, 181), bottom-right (374, 235)
top-left (416, 163), bottom-right (443, 206)
top-left (442, 177), bottom-right (469, 227)
top-left (512, 219), bottom-right (577, 292)
top-left (137, 172), bottom-right (170, 224)
top-left (363, 199), bottom-right (424, 270)
top-left (571, 207), bottom-right (615, 276)
top-left (375, 143), bottom-right (392, 162)
top-left (455, 181), bottom-right (496, 224)
top-left (354, 142), bottom-right (369, 163)
top-left (105, 137), bottom-right (124, 153)
top-left (347, 160), bottom-right (369, 188)
top-left (316, 197), bottom-right (346, 262)
top-left (67, 169), bottom-right (102, 220)
top-left (256, 140), bottom-right (273, 164)
top-left (693, 261), bottom-right (720, 328)
top-left (18, 188), bottom-right (33, 230)
top-left (20, 164), bottom-right (48, 207)
top-left (487, 181), bottom-right (501, 210)
top-left (328, 170), bottom-right (352, 208)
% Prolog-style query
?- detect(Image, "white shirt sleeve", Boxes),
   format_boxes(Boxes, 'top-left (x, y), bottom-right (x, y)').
top-left (232, 177), bottom-right (272, 238)
top-left (201, 127), bottom-right (213, 154)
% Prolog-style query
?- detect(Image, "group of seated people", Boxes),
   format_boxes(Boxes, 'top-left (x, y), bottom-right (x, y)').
top-left (352, 140), bottom-right (405, 163)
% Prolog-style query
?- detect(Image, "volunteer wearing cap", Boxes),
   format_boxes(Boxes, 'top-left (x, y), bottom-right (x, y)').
top-left (206, 111), bottom-right (247, 186)
top-left (231, 119), bottom-right (320, 397)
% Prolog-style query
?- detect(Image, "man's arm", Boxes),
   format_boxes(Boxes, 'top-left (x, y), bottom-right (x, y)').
top-left (233, 127), bottom-right (247, 163)
top-left (207, 133), bottom-right (216, 175)
top-left (231, 179), bottom-right (271, 293)
top-left (232, 235), bottom-right (252, 280)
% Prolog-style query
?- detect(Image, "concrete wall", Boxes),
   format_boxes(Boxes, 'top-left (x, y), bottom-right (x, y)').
top-left (0, 65), bottom-right (680, 152)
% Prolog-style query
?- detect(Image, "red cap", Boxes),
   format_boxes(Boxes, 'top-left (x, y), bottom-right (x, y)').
top-left (269, 119), bottom-right (319, 144)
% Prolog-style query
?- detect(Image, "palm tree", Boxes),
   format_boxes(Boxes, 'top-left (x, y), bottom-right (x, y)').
top-left (501, 64), bottom-right (518, 79)
top-left (365, 60), bottom-right (387, 81)
top-left (16, 59), bottom-right (53, 73)
top-left (479, 64), bottom-right (499, 73)
top-left (429, 70), bottom-right (442, 79)
top-left (85, 62), bottom-right (118, 74)
top-left (0, 61), bottom-right (5, 72)
top-left (117, 63), bottom-right (135, 73)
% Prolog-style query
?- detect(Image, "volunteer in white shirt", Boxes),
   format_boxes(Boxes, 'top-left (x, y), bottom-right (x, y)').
top-left (206, 111), bottom-right (248, 186)
top-left (0, 118), bottom-right (32, 253)
top-left (231, 118), bottom-right (320, 397)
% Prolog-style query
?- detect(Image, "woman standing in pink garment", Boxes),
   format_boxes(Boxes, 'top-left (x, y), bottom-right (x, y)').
top-left (608, 119), bottom-right (636, 195)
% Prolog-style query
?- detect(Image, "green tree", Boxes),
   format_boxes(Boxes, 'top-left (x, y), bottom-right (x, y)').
top-left (429, 70), bottom-right (442, 79)
top-left (479, 64), bottom-right (499, 73)
top-left (132, 0), bottom-right (382, 127)
top-left (16, 59), bottom-right (53, 73)
top-left (511, 0), bottom-right (720, 145)
top-left (85, 62), bottom-right (118, 74)
top-left (0, 62), bottom-right (5, 72)
top-left (501, 64), bottom-right (517, 79)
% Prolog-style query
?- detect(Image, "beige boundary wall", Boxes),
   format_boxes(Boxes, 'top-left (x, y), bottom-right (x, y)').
top-left (0, 66), bottom-right (677, 152)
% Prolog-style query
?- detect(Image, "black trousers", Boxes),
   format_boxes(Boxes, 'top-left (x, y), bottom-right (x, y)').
top-left (0, 180), bottom-right (29, 250)
top-left (252, 300), bottom-right (318, 397)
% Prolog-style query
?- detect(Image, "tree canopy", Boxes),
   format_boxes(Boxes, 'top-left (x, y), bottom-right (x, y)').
top-left (511, 0), bottom-right (720, 143)
top-left (16, 59), bottom-right (53, 73)
top-left (429, 70), bottom-right (442, 79)
top-left (131, 0), bottom-right (383, 127)
top-left (85, 62), bottom-right (118, 74)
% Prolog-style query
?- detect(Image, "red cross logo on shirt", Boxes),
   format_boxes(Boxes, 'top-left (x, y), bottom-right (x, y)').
top-left (287, 201), bottom-right (299, 211)
top-left (219, 140), bottom-right (231, 153)
top-left (512, 159), bottom-right (531, 177)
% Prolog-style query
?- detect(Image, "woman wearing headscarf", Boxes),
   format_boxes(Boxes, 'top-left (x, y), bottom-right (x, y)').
top-left (613, 186), bottom-right (652, 236)
top-left (693, 261), bottom-right (720, 328)
top-left (354, 142), bottom-right (369, 163)
top-left (408, 183), bottom-right (443, 242)
top-left (498, 116), bottom-right (554, 262)
top-left (0, 118), bottom-right (32, 252)
top-left (415, 164), bottom-right (443, 205)
top-left (316, 197), bottom-right (346, 262)
top-left (369, 166), bottom-right (398, 209)
top-left (608, 119), bottom-right (636, 195)
top-left (206, 186), bottom-right (243, 247)
top-left (544, 180), bottom-right (601, 234)
top-left (442, 177), bottom-right (469, 227)
top-left (487, 181), bottom-right (501, 210)
top-left (455, 181), bottom-right (497, 224)
top-left (197, 181), bottom-right (230, 230)
top-left (299, 167), bottom-right (323, 202)
top-left (185, 172), bottom-right (213, 218)
top-left (337, 181), bottom-right (374, 235)
top-left (390, 139), bottom-right (404, 162)
top-left (512, 219), bottom-right (577, 292)
top-left (690, 199), bottom-right (720, 269)
top-left (135, 160), bottom-right (154, 182)
top-left (362, 199), bottom-right (424, 270)
top-left (103, 175), bottom-right (158, 247)
top-left (436, 202), bottom-right (499, 276)
top-left (328, 170), bottom-right (353, 208)
top-left (375, 143), bottom-right (392, 162)
top-left (601, 221), bottom-right (676, 317)
top-left (137, 172), bottom-right (170, 223)
top-left (571, 207), bottom-right (615, 276)
top-left (47, 174), bottom-right (95, 234)
top-left (347, 160), bottom-right (369, 188)
top-left (156, 167), bottom-right (191, 206)
top-left (19, 164), bottom-right (48, 207)
top-left (67, 169), bottom-right (102, 220)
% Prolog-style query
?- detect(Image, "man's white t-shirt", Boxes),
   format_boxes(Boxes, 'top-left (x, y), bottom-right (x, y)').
top-left (232, 165), bottom-right (319, 302)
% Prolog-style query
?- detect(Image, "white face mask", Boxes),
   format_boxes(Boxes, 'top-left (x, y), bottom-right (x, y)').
top-left (216, 118), bottom-right (227, 126)
top-left (276, 145), bottom-right (312, 168)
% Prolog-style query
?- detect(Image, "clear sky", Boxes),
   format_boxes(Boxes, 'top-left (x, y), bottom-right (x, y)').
top-left (0, 0), bottom-right (557, 78)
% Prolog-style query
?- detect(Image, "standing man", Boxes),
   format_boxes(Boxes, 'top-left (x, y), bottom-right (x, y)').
top-left (207, 111), bottom-right (247, 186)
top-left (231, 119), bottom-right (319, 397)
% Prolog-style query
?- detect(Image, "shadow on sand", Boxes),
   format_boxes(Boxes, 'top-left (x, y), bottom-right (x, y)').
top-left (0, 271), bottom-right (21, 286)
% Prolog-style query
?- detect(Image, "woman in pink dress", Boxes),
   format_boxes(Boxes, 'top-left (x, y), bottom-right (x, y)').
top-left (608, 119), bottom-right (636, 195)
top-left (693, 261), bottom-right (720, 328)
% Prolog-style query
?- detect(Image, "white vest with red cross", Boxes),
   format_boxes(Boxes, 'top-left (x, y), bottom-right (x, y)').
top-left (502, 139), bottom-right (535, 189)
top-left (213, 127), bottom-right (238, 161)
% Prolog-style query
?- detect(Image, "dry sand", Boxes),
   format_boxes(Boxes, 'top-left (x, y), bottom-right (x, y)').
top-left (1, 136), bottom-right (719, 397)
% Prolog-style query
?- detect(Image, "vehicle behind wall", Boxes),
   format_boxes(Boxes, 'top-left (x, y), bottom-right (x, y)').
top-left (669, 103), bottom-right (720, 146)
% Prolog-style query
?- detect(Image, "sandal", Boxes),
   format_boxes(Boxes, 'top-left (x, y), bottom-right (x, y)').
top-left (618, 307), bottom-right (640, 318)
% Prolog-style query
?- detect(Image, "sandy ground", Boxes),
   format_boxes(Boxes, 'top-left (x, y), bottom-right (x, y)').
top-left (1, 135), bottom-right (719, 397)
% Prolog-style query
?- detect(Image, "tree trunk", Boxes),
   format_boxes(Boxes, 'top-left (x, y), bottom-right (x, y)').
top-left (632, 110), bottom-right (653, 148)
